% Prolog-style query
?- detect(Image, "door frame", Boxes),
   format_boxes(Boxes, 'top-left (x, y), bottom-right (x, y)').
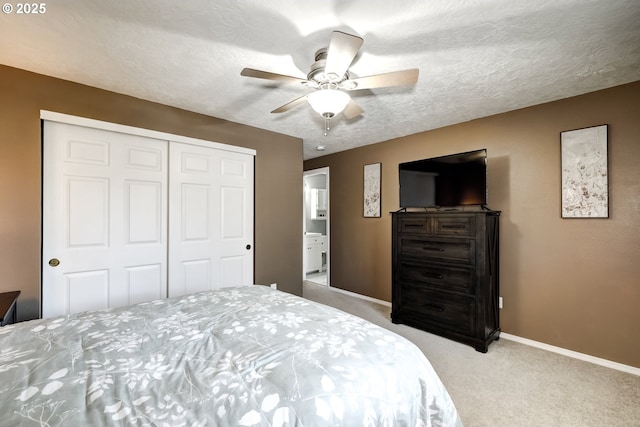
top-left (40, 111), bottom-right (256, 156)
top-left (303, 167), bottom-right (330, 287)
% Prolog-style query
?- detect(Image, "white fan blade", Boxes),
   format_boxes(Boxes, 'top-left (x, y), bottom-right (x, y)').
top-left (325, 31), bottom-right (364, 80)
top-left (343, 100), bottom-right (364, 119)
top-left (241, 68), bottom-right (308, 85)
top-left (271, 94), bottom-right (309, 114)
top-left (344, 69), bottom-right (419, 90)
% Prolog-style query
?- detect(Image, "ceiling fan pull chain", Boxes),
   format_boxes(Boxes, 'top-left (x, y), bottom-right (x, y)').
top-left (324, 117), bottom-right (330, 136)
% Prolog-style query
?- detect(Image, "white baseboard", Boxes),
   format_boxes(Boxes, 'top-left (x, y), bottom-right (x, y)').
top-left (326, 285), bottom-right (392, 307)
top-left (501, 333), bottom-right (640, 376)
top-left (312, 282), bottom-right (640, 377)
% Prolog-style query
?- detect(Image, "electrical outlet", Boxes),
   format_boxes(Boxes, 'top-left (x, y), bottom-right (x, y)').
top-left (499, 296), bottom-right (503, 309)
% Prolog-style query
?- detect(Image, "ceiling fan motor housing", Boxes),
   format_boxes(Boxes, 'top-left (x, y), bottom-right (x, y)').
top-left (307, 48), bottom-right (349, 84)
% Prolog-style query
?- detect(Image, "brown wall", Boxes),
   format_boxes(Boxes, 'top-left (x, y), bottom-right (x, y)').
top-left (305, 81), bottom-right (640, 368)
top-left (0, 65), bottom-right (304, 321)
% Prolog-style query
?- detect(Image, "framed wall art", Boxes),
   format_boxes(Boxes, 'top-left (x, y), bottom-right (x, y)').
top-left (561, 124), bottom-right (608, 218)
top-left (363, 163), bottom-right (381, 218)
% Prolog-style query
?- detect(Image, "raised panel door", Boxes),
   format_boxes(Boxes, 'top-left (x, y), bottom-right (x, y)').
top-left (168, 142), bottom-right (253, 297)
top-left (42, 121), bottom-right (168, 318)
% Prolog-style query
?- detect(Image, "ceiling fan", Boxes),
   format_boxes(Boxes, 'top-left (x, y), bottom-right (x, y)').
top-left (240, 30), bottom-right (419, 135)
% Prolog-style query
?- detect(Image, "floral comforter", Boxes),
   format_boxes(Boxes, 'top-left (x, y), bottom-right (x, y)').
top-left (0, 285), bottom-right (462, 426)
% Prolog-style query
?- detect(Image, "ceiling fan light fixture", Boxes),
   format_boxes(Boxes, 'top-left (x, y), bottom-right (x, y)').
top-left (307, 88), bottom-right (350, 118)
top-left (240, 30), bottom-right (418, 137)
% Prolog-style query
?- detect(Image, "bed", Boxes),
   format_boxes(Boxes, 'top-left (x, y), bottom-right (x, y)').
top-left (0, 285), bottom-right (463, 426)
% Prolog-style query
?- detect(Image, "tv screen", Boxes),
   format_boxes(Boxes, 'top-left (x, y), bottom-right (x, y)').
top-left (399, 149), bottom-right (487, 208)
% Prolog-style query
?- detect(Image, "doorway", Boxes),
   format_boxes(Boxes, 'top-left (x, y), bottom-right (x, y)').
top-left (303, 168), bottom-right (329, 287)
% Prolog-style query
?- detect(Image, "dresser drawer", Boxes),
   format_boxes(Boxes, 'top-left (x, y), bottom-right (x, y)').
top-left (305, 236), bottom-right (326, 245)
top-left (399, 260), bottom-right (474, 294)
top-left (399, 236), bottom-right (474, 264)
top-left (397, 215), bottom-right (477, 236)
top-left (398, 218), bottom-right (429, 234)
top-left (434, 216), bottom-right (476, 236)
top-left (399, 287), bottom-right (475, 335)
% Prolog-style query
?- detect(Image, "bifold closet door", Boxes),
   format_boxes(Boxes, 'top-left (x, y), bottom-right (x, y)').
top-left (42, 121), bottom-right (168, 318)
top-left (168, 142), bottom-right (254, 297)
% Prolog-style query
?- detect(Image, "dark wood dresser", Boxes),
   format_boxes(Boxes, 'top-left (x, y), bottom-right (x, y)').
top-left (391, 210), bottom-right (500, 352)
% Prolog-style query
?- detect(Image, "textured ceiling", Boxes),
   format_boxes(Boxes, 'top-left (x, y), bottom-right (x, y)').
top-left (1, 0), bottom-right (639, 159)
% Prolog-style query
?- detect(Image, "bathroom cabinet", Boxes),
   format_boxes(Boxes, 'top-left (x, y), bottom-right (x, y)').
top-left (311, 189), bottom-right (327, 220)
top-left (305, 234), bottom-right (326, 273)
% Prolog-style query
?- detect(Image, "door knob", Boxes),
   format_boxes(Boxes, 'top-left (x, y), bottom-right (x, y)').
top-left (49, 258), bottom-right (60, 267)
top-left (246, 244), bottom-right (251, 250)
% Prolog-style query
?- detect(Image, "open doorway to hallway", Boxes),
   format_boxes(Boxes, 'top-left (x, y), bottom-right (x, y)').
top-left (303, 168), bottom-right (329, 287)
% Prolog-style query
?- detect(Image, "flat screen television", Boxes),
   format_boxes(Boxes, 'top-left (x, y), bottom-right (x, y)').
top-left (399, 149), bottom-right (487, 208)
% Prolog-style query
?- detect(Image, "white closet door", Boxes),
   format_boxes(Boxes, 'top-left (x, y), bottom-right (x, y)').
top-left (168, 142), bottom-right (254, 297)
top-left (42, 122), bottom-right (168, 318)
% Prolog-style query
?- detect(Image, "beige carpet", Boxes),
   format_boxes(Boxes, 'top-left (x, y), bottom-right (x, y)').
top-left (303, 282), bottom-right (640, 427)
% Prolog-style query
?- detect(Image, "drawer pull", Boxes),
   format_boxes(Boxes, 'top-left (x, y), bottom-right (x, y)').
top-left (423, 247), bottom-right (444, 252)
top-left (442, 224), bottom-right (466, 229)
top-left (422, 272), bottom-right (444, 280)
top-left (424, 303), bottom-right (444, 312)
top-left (404, 223), bottom-right (423, 228)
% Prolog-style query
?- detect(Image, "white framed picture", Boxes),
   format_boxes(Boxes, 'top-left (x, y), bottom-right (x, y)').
top-left (364, 163), bottom-right (381, 218)
top-left (561, 124), bottom-right (608, 218)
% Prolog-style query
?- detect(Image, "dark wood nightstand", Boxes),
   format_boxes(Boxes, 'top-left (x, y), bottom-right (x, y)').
top-left (0, 291), bottom-right (21, 326)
